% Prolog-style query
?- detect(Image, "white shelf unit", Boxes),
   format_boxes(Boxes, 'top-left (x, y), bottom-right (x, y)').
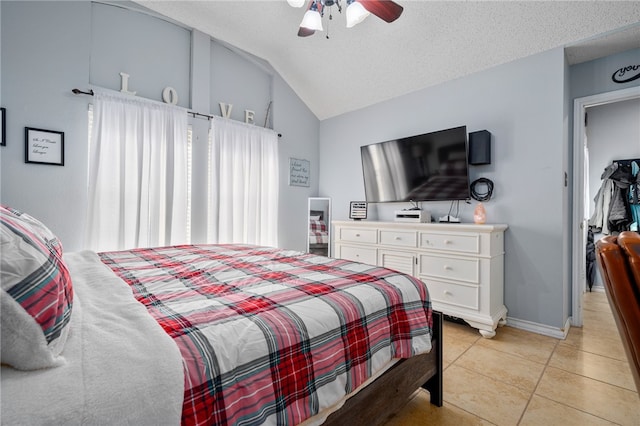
top-left (333, 220), bottom-right (508, 338)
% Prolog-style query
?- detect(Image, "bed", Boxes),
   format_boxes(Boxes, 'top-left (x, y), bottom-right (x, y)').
top-left (0, 206), bottom-right (442, 425)
top-left (308, 210), bottom-right (330, 257)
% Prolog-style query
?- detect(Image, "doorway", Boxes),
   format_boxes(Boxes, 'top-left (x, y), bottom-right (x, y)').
top-left (571, 85), bottom-right (640, 327)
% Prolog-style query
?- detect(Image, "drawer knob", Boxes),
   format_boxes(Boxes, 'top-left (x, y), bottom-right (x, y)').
top-left (355, 233), bottom-right (361, 237)
top-left (444, 291), bottom-right (453, 296)
top-left (444, 265), bottom-right (453, 270)
top-left (395, 236), bottom-right (402, 240)
top-left (444, 240), bottom-right (452, 244)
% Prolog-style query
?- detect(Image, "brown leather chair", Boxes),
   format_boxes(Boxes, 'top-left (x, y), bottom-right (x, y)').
top-left (595, 231), bottom-right (640, 394)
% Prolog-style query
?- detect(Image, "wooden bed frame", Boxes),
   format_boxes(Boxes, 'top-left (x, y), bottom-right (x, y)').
top-left (324, 311), bottom-right (443, 425)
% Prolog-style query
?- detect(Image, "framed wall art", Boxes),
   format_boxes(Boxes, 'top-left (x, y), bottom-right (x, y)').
top-left (289, 157), bottom-right (310, 187)
top-left (25, 127), bottom-right (65, 166)
top-left (1, 108), bottom-right (5, 146)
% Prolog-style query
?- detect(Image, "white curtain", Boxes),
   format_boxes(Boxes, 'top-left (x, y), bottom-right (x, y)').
top-left (85, 89), bottom-right (189, 251)
top-left (207, 117), bottom-right (279, 247)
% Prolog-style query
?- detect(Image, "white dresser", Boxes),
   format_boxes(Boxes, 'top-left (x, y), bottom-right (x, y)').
top-left (333, 220), bottom-right (508, 338)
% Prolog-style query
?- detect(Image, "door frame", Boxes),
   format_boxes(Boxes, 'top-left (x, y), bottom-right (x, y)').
top-left (571, 85), bottom-right (640, 327)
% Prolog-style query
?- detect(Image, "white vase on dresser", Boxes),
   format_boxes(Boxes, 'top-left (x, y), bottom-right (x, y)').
top-left (333, 220), bottom-right (508, 338)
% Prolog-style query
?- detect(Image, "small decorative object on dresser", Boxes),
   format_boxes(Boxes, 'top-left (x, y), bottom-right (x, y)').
top-left (473, 202), bottom-right (486, 224)
top-left (334, 220), bottom-right (508, 338)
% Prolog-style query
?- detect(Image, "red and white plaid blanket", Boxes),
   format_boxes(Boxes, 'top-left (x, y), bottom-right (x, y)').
top-left (99, 244), bottom-right (433, 426)
top-left (308, 219), bottom-right (328, 244)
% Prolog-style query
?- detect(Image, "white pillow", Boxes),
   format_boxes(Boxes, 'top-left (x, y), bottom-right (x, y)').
top-left (0, 207), bottom-right (73, 370)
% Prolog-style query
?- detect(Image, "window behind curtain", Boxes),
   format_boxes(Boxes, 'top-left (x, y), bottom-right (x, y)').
top-left (85, 89), bottom-right (190, 251)
top-left (206, 117), bottom-right (279, 247)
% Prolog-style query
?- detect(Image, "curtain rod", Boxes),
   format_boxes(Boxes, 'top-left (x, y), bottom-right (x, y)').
top-left (72, 88), bottom-right (282, 137)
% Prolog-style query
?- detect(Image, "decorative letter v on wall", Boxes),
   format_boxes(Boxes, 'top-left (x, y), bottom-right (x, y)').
top-left (219, 103), bottom-right (233, 118)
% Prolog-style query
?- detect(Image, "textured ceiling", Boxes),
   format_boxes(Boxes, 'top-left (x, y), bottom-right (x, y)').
top-left (132, 1), bottom-right (640, 120)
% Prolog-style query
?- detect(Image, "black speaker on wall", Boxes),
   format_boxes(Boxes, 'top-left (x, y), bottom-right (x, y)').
top-left (469, 130), bottom-right (491, 165)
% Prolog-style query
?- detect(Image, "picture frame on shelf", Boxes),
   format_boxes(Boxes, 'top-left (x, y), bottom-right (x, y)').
top-left (25, 127), bottom-right (65, 166)
top-left (1, 108), bottom-right (5, 146)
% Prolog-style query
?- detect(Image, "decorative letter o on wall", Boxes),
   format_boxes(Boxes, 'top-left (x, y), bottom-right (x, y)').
top-left (162, 87), bottom-right (179, 105)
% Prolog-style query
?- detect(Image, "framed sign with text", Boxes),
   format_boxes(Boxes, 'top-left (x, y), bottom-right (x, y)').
top-left (349, 201), bottom-right (367, 220)
top-left (289, 157), bottom-right (310, 187)
top-left (25, 127), bottom-right (65, 166)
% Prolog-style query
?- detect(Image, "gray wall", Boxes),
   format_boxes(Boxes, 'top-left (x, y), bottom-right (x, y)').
top-left (0, 1), bottom-right (320, 252)
top-left (273, 73), bottom-right (321, 252)
top-left (318, 46), bottom-right (640, 332)
top-left (2, 1), bottom-right (637, 333)
top-left (1, 1), bottom-right (92, 252)
top-left (90, 2), bottom-right (191, 109)
top-left (571, 48), bottom-right (640, 100)
top-left (319, 48), bottom-right (569, 331)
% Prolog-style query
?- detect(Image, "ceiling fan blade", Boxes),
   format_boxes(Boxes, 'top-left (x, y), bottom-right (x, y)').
top-left (359, 0), bottom-right (403, 23)
top-left (298, 27), bottom-right (316, 37)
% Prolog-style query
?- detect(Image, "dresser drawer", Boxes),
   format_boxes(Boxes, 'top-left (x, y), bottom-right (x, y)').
top-left (338, 245), bottom-right (377, 265)
top-left (419, 232), bottom-right (480, 254)
top-left (379, 230), bottom-right (417, 248)
top-left (426, 279), bottom-right (479, 310)
top-left (379, 249), bottom-right (415, 275)
top-left (338, 227), bottom-right (377, 244)
top-left (419, 254), bottom-right (479, 284)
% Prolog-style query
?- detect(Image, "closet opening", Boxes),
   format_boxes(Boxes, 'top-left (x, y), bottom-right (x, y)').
top-left (571, 86), bottom-right (640, 327)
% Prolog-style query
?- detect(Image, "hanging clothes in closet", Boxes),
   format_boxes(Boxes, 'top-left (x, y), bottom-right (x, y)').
top-left (586, 228), bottom-right (596, 291)
top-left (589, 158), bottom-right (640, 235)
top-left (630, 161), bottom-right (640, 231)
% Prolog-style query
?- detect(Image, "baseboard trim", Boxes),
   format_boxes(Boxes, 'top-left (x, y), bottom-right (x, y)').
top-left (506, 316), bottom-right (571, 340)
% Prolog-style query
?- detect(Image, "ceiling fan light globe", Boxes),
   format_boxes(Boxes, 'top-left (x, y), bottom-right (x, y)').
top-left (346, 2), bottom-right (370, 28)
top-left (287, 0), bottom-right (306, 7)
top-left (300, 10), bottom-right (324, 31)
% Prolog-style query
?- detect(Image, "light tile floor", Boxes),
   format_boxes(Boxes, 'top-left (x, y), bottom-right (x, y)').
top-left (386, 292), bottom-right (640, 425)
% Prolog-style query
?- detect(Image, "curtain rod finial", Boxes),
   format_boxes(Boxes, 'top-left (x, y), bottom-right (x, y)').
top-left (72, 88), bottom-right (94, 96)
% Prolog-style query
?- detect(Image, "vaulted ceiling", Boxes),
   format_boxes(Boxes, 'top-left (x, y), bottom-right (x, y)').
top-left (133, 1), bottom-right (640, 120)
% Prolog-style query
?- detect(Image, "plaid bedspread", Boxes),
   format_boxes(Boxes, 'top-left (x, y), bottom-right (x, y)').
top-left (99, 244), bottom-right (433, 426)
top-left (309, 220), bottom-right (329, 244)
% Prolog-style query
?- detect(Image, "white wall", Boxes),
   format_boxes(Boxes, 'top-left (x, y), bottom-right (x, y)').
top-left (320, 48), bottom-right (569, 331)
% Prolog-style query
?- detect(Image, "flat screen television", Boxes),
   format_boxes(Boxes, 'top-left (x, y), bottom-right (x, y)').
top-left (361, 125), bottom-right (470, 203)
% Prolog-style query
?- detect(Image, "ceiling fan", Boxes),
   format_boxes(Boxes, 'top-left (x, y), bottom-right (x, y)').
top-left (287, 0), bottom-right (404, 37)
